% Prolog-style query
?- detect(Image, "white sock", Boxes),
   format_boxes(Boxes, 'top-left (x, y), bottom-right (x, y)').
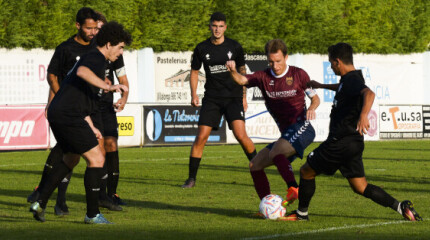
top-left (297, 209), bottom-right (308, 216)
top-left (397, 202), bottom-right (402, 215)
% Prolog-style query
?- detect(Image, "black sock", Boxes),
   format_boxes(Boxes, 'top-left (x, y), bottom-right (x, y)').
top-left (56, 171), bottom-right (72, 205)
top-left (246, 149), bottom-right (257, 161)
top-left (188, 157), bottom-right (201, 180)
top-left (38, 160), bottom-right (71, 209)
top-left (99, 161), bottom-right (108, 200)
top-left (106, 151), bottom-right (119, 196)
top-left (84, 167), bottom-right (103, 218)
top-left (363, 184), bottom-right (397, 209)
top-left (298, 178), bottom-right (316, 213)
top-left (38, 144), bottom-right (63, 189)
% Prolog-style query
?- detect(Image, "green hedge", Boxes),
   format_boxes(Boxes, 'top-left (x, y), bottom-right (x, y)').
top-left (0, 0), bottom-right (429, 53)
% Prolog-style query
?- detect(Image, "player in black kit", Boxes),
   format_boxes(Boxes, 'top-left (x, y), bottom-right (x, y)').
top-left (96, 14), bottom-right (129, 206)
top-left (182, 12), bottom-right (256, 188)
top-left (29, 21), bottom-right (132, 224)
top-left (283, 42), bottom-right (422, 222)
top-left (27, 7), bottom-right (100, 216)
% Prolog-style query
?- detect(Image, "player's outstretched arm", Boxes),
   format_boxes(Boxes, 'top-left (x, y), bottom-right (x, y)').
top-left (190, 69), bottom-right (200, 107)
top-left (77, 66), bottom-right (128, 93)
top-left (47, 73), bottom-right (60, 94)
top-left (356, 87), bottom-right (375, 135)
top-left (226, 60), bottom-right (248, 86)
top-left (307, 80), bottom-right (339, 91)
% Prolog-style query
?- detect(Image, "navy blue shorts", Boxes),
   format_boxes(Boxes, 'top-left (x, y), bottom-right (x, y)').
top-left (266, 121), bottom-right (315, 162)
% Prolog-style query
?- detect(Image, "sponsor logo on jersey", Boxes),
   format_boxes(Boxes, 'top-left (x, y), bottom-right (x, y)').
top-left (269, 80), bottom-right (275, 86)
top-left (286, 77), bottom-right (293, 85)
top-left (265, 90), bottom-right (297, 98)
top-left (209, 65), bottom-right (228, 74)
top-left (205, 54), bottom-right (210, 60)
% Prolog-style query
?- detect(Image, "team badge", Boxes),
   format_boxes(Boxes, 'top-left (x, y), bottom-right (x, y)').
top-left (227, 51), bottom-right (232, 59)
top-left (286, 77), bottom-right (293, 85)
top-left (206, 54), bottom-right (210, 60)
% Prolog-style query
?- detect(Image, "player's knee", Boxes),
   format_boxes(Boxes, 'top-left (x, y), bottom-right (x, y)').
top-left (299, 164), bottom-right (314, 179)
top-left (249, 161), bottom-right (261, 171)
top-left (104, 139), bottom-right (117, 152)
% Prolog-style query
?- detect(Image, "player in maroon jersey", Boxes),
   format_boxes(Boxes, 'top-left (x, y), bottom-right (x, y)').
top-left (226, 39), bottom-right (320, 208)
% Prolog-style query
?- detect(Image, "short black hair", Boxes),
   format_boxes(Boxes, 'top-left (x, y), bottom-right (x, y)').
top-left (76, 7), bottom-right (99, 26)
top-left (95, 11), bottom-right (107, 24)
top-left (210, 12), bottom-right (226, 23)
top-left (96, 21), bottom-right (132, 47)
top-left (265, 39), bottom-right (288, 56)
top-left (328, 42), bottom-right (354, 65)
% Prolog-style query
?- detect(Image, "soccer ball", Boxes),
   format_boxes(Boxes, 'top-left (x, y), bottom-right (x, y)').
top-left (259, 194), bottom-right (286, 220)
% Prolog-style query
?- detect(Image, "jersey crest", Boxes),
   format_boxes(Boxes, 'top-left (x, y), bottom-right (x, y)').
top-left (227, 51), bottom-right (232, 59)
top-left (286, 77), bottom-right (293, 86)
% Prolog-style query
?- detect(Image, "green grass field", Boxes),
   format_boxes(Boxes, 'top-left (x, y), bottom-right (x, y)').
top-left (0, 140), bottom-right (429, 240)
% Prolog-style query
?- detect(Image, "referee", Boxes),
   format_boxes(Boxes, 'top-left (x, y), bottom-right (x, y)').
top-left (29, 21), bottom-right (132, 224)
top-left (284, 42), bottom-right (422, 222)
top-left (182, 12), bottom-right (256, 188)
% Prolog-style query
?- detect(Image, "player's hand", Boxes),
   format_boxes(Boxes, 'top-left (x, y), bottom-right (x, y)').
top-left (114, 98), bottom-right (126, 112)
top-left (225, 60), bottom-right (236, 72)
top-left (191, 95), bottom-right (199, 107)
top-left (93, 127), bottom-right (103, 140)
top-left (307, 80), bottom-right (322, 89)
top-left (356, 114), bottom-right (369, 136)
top-left (104, 78), bottom-right (112, 93)
top-left (109, 84), bottom-right (128, 93)
top-left (306, 109), bottom-right (316, 120)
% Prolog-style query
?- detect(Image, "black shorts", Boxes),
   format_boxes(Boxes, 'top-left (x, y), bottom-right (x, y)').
top-left (100, 102), bottom-right (118, 138)
top-left (90, 110), bottom-right (103, 133)
top-left (306, 135), bottom-right (365, 178)
top-left (198, 97), bottom-right (244, 130)
top-left (50, 119), bottom-right (99, 155)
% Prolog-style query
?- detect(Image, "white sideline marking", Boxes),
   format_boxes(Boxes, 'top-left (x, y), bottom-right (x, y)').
top-left (241, 220), bottom-right (413, 240)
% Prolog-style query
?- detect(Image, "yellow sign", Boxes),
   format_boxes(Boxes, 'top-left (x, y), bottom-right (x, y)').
top-left (117, 116), bottom-right (134, 136)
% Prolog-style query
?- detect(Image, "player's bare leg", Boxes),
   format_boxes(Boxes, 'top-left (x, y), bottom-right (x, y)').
top-left (230, 120), bottom-right (255, 156)
top-left (182, 125), bottom-right (212, 188)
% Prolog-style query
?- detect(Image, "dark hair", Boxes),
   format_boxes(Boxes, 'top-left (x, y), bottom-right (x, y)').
top-left (76, 7), bottom-right (99, 25)
top-left (96, 21), bottom-right (132, 47)
top-left (265, 39), bottom-right (288, 56)
top-left (328, 42), bottom-right (353, 65)
top-left (95, 11), bottom-right (107, 24)
top-left (210, 12), bottom-right (226, 23)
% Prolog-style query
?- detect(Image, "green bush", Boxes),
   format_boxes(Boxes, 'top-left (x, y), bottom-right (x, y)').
top-left (0, 0), bottom-right (428, 53)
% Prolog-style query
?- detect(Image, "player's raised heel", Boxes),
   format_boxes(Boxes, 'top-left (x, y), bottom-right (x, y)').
top-left (400, 200), bottom-right (422, 221)
top-left (29, 202), bottom-right (46, 222)
top-left (282, 186), bottom-right (298, 207)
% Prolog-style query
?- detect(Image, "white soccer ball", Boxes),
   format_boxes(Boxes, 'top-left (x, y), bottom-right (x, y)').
top-left (259, 194), bottom-right (286, 220)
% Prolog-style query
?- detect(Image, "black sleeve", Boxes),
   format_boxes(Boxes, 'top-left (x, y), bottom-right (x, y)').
top-left (191, 46), bottom-right (202, 70)
top-left (235, 43), bottom-right (246, 68)
top-left (47, 45), bottom-right (64, 76)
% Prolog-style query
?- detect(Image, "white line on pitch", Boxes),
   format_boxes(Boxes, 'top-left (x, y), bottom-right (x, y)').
top-left (240, 220), bottom-right (414, 240)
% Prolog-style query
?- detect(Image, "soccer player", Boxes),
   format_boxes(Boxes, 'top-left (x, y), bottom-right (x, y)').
top-left (29, 21), bottom-right (132, 224)
top-left (283, 42), bottom-right (422, 221)
top-left (181, 12), bottom-right (256, 188)
top-left (27, 7), bottom-right (100, 215)
top-left (96, 13), bottom-right (129, 206)
top-left (226, 39), bottom-right (320, 206)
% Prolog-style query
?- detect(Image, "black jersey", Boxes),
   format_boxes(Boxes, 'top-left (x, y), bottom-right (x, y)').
top-left (329, 70), bottom-right (367, 138)
top-left (191, 37), bottom-right (245, 98)
top-left (100, 55), bottom-right (126, 103)
top-left (47, 35), bottom-right (96, 84)
top-left (48, 49), bottom-right (107, 124)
